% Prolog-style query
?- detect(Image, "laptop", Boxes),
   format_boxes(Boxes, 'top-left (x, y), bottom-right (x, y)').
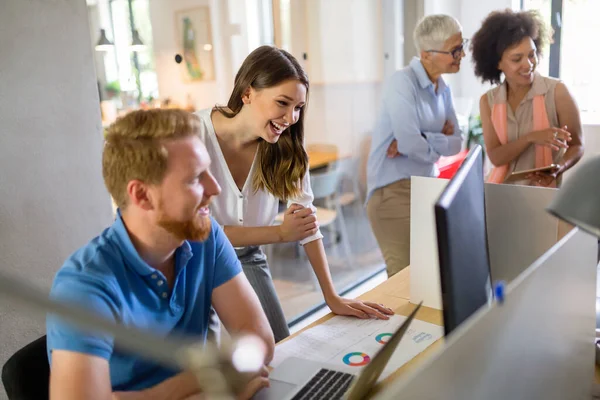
top-left (254, 302), bottom-right (423, 400)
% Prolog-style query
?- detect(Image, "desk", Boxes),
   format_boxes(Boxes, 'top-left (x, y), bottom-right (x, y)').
top-left (277, 267), bottom-right (444, 397)
top-left (279, 267), bottom-right (600, 396)
top-left (307, 149), bottom-right (342, 170)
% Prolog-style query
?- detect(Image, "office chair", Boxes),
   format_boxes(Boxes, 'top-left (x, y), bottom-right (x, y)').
top-left (2, 335), bottom-right (50, 400)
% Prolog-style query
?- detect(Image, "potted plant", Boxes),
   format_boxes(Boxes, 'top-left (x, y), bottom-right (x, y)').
top-left (104, 80), bottom-right (121, 100)
top-left (466, 114), bottom-right (485, 159)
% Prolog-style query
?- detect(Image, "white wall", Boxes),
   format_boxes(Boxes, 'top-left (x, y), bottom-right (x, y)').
top-left (403, 0), bottom-right (424, 63)
top-left (289, 0), bottom-right (309, 73)
top-left (425, 0), bottom-right (460, 16)
top-left (304, 0), bottom-right (383, 85)
top-left (458, 0), bottom-right (521, 112)
top-left (286, 0), bottom-right (385, 154)
top-left (0, 0), bottom-right (114, 393)
top-left (382, 0), bottom-right (405, 80)
top-left (304, 83), bottom-right (383, 155)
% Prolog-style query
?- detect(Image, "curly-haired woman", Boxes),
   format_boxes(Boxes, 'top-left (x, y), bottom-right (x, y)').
top-left (471, 9), bottom-right (583, 187)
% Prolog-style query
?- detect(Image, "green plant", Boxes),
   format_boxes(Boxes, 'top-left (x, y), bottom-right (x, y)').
top-left (104, 81), bottom-right (121, 98)
top-left (466, 114), bottom-right (485, 159)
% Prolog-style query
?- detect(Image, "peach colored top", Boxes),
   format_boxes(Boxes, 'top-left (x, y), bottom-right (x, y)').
top-left (486, 73), bottom-right (563, 186)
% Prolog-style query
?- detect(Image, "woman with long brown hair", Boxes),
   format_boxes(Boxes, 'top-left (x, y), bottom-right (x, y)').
top-left (196, 45), bottom-right (393, 342)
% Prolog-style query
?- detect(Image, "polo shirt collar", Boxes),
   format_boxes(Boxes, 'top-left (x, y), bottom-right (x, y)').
top-left (109, 210), bottom-right (193, 277)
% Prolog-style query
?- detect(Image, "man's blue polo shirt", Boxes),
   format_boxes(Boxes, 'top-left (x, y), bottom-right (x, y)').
top-left (46, 213), bottom-right (242, 391)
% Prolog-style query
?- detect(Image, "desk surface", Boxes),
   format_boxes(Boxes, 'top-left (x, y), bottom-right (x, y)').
top-left (279, 267), bottom-right (600, 395)
top-left (307, 149), bottom-right (345, 170)
top-left (278, 267), bottom-right (444, 397)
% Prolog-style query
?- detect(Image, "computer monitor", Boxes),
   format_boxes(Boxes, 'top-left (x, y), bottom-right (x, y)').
top-left (435, 145), bottom-right (492, 336)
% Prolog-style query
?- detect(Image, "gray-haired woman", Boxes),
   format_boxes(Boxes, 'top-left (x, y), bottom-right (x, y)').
top-left (366, 14), bottom-right (465, 277)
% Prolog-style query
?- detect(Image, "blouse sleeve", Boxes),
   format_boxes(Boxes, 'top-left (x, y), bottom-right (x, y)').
top-left (286, 168), bottom-right (324, 246)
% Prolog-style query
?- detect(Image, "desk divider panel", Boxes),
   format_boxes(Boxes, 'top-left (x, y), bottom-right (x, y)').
top-left (409, 177), bottom-right (449, 309)
top-left (485, 182), bottom-right (561, 284)
top-left (377, 228), bottom-right (597, 400)
top-left (410, 177), bottom-right (564, 309)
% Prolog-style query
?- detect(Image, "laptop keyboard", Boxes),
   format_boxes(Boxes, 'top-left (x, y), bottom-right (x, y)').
top-left (290, 368), bottom-right (355, 400)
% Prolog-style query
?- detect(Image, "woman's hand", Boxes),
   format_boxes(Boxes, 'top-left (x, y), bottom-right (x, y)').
top-left (386, 139), bottom-right (401, 158)
top-left (527, 164), bottom-right (563, 187)
top-left (277, 204), bottom-right (319, 242)
top-left (441, 120), bottom-right (454, 136)
top-left (326, 295), bottom-right (394, 320)
top-left (526, 126), bottom-right (571, 151)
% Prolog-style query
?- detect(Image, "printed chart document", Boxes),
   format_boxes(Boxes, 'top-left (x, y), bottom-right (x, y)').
top-left (271, 314), bottom-right (443, 379)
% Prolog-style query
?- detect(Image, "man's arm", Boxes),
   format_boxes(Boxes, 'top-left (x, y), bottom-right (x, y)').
top-left (210, 219), bottom-right (275, 363)
top-left (51, 350), bottom-right (205, 400)
top-left (50, 351), bottom-right (112, 400)
top-left (47, 275), bottom-right (119, 400)
top-left (212, 274), bottom-right (275, 364)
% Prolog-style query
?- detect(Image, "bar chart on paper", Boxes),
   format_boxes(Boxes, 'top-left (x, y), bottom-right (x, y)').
top-left (271, 314), bottom-right (443, 379)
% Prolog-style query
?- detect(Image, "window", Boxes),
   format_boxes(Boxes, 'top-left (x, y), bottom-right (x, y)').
top-left (523, 0), bottom-right (600, 117)
top-left (96, 0), bottom-right (158, 103)
top-left (560, 0), bottom-right (600, 114)
top-left (521, 0), bottom-right (552, 77)
top-left (246, 0), bottom-right (274, 51)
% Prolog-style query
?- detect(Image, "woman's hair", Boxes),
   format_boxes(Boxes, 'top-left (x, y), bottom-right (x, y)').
top-left (102, 109), bottom-right (200, 209)
top-left (413, 14), bottom-right (462, 53)
top-left (470, 9), bottom-right (552, 84)
top-left (215, 45), bottom-right (309, 201)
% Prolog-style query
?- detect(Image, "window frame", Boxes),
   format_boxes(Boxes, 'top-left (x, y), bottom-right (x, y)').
top-left (521, 0), bottom-right (563, 78)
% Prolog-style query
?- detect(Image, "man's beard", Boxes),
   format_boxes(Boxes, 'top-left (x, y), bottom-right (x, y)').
top-left (156, 206), bottom-right (211, 242)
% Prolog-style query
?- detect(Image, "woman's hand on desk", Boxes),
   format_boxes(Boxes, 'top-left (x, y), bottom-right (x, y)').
top-left (325, 295), bottom-right (394, 320)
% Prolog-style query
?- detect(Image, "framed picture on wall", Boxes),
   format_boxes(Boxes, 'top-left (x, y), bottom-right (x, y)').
top-left (174, 6), bottom-right (215, 82)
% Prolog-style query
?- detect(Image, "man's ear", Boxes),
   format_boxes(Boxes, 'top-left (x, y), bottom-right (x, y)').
top-left (126, 180), bottom-right (155, 211)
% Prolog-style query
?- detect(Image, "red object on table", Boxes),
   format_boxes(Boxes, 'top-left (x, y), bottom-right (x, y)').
top-left (437, 149), bottom-right (469, 179)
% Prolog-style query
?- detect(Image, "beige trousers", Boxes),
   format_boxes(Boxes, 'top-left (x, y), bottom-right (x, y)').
top-left (366, 179), bottom-right (411, 277)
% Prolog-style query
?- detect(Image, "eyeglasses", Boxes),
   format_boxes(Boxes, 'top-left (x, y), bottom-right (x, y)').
top-left (426, 39), bottom-right (469, 60)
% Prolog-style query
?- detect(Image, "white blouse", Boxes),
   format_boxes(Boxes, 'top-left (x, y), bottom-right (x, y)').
top-left (195, 109), bottom-right (323, 246)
